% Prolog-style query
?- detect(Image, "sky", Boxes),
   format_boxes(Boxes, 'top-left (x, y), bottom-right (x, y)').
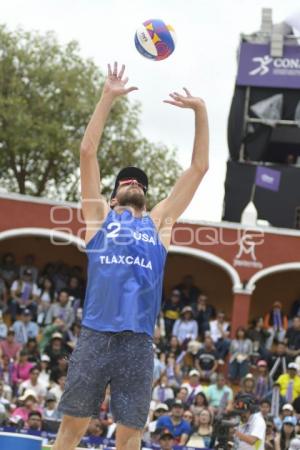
top-left (1, 0), bottom-right (299, 222)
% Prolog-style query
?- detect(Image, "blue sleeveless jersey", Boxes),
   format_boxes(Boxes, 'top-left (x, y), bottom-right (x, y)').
top-left (82, 209), bottom-right (167, 337)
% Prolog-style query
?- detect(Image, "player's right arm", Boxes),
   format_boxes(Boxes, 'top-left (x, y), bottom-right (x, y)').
top-left (80, 62), bottom-right (138, 244)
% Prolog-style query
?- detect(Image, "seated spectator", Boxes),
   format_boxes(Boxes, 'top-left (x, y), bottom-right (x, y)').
top-left (172, 306), bottom-right (198, 345)
top-left (181, 369), bottom-right (203, 405)
top-left (165, 336), bottom-right (182, 358)
top-left (0, 380), bottom-right (11, 412)
top-left (37, 277), bottom-right (56, 326)
top-left (187, 407), bottom-right (213, 448)
top-left (176, 275), bottom-right (200, 306)
top-left (195, 335), bottom-right (218, 382)
top-left (158, 428), bottom-right (175, 450)
top-left (12, 309), bottom-right (39, 345)
top-left (0, 276), bottom-right (8, 314)
top-left (190, 392), bottom-right (209, 415)
top-left (65, 320), bottom-right (81, 350)
top-left (85, 418), bottom-right (107, 437)
top-left (45, 289), bottom-right (75, 329)
top-left (156, 399), bottom-right (191, 445)
top-left (39, 317), bottom-right (66, 354)
top-left (26, 410), bottom-right (43, 431)
top-left (44, 332), bottom-right (71, 369)
top-left (50, 354), bottom-right (69, 384)
top-left (67, 276), bottom-right (84, 312)
top-left (284, 317), bottom-right (300, 356)
top-left (264, 301), bottom-right (288, 350)
top-left (173, 387), bottom-right (189, 408)
top-left (206, 374), bottom-right (233, 414)
top-left (38, 354), bottom-right (51, 389)
top-left (19, 366), bottom-right (47, 404)
top-left (148, 402), bottom-right (169, 433)
top-left (229, 327), bottom-right (253, 382)
top-left (209, 311), bottom-right (230, 360)
top-left (254, 359), bottom-right (272, 400)
top-left (11, 389), bottom-right (42, 422)
top-left (153, 346), bottom-right (166, 384)
top-left (0, 355), bottom-right (14, 397)
top-left (19, 254), bottom-right (39, 284)
top-left (239, 373), bottom-right (256, 396)
top-left (290, 298), bottom-right (300, 319)
top-left (25, 338), bottom-right (41, 363)
top-left (275, 403), bottom-right (298, 429)
top-left (247, 316), bottom-right (269, 360)
top-left (0, 328), bottom-right (22, 360)
top-left (0, 317), bottom-right (7, 345)
top-left (48, 374), bottom-right (66, 402)
top-left (163, 290), bottom-right (182, 337)
top-left (10, 269), bottom-right (39, 319)
top-left (0, 253), bottom-right (18, 288)
top-left (276, 362), bottom-right (300, 403)
top-left (193, 294), bottom-right (215, 338)
top-left (42, 391), bottom-right (62, 421)
top-left (274, 416), bottom-right (296, 450)
top-left (152, 374), bottom-right (175, 403)
top-left (268, 341), bottom-right (292, 381)
top-left (259, 398), bottom-right (271, 421)
top-left (12, 350), bottom-right (34, 387)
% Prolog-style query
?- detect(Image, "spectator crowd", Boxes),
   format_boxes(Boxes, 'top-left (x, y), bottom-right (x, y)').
top-left (1, 252), bottom-right (300, 449)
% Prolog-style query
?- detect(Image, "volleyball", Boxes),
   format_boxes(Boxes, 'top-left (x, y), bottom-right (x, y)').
top-left (134, 19), bottom-right (176, 61)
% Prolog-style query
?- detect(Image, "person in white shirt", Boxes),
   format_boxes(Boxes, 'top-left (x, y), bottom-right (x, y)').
top-left (49, 374), bottom-right (66, 402)
top-left (181, 369), bottom-right (203, 405)
top-left (209, 311), bottom-right (231, 360)
top-left (19, 366), bottom-right (47, 404)
top-left (234, 394), bottom-right (266, 450)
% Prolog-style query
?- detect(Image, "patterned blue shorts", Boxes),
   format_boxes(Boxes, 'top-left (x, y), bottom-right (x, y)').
top-left (58, 326), bottom-right (154, 429)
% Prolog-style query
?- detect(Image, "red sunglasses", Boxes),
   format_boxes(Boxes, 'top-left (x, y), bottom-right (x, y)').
top-left (118, 178), bottom-right (147, 192)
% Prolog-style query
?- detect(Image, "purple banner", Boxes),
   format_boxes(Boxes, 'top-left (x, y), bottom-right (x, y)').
top-left (237, 42), bottom-right (300, 89)
top-left (255, 166), bottom-right (281, 191)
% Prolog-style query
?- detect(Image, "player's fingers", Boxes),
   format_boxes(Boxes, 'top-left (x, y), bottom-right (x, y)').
top-left (125, 86), bottom-right (139, 93)
top-left (163, 100), bottom-right (184, 107)
top-left (118, 64), bottom-right (125, 79)
top-left (122, 76), bottom-right (129, 85)
top-left (113, 61), bottom-right (118, 75)
top-left (108, 64), bottom-right (112, 76)
top-left (183, 87), bottom-right (191, 96)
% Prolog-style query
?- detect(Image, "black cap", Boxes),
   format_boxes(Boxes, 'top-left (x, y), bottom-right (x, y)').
top-left (159, 428), bottom-right (174, 439)
top-left (111, 166), bottom-right (148, 199)
top-left (22, 308), bottom-right (32, 316)
top-left (23, 268), bottom-right (32, 276)
top-left (234, 394), bottom-right (257, 413)
top-left (171, 399), bottom-right (184, 408)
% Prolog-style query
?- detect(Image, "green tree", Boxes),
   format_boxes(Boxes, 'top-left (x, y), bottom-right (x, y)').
top-left (0, 25), bottom-right (181, 208)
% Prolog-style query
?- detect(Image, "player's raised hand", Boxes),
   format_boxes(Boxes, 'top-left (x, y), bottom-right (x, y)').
top-left (103, 62), bottom-right (138, 98)
top-left (164, 88), bottom-right (205, 111)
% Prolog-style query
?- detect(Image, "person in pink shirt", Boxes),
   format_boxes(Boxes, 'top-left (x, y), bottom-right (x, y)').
top-left (12, 350), bottom-right (34, 387)
top-left (11, 389), bottom-right (42, 422)
top-left (0, 329), bottom-right (22, 360)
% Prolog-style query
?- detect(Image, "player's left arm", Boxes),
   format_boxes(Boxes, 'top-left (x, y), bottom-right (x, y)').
top-left (150, 89), bottom-right (209, 247)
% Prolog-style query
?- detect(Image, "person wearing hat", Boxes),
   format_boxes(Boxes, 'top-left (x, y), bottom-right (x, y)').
top-left (10, 268), bottom-right (39, 319)
top-left (148, 403), bottom-right (169, 434)
top-left (234, 394), bottom-right (266, 450)
top-left (158, 428), bottom-right (175, 450)
top-left (172, 306), bottom-right (198, 344)
top-left (53, 61), bottom-right (209, 450)
top-left (254, 359), bottom-right (272, 400)
top-left (276, 362), bottom-right (300, 402)
top-left (12, 308), bottom-right (39, 345)
top-left (11, 389), bottom-right (42, 422)
top-left (156, 399), bottom-right (192, 445)
top-left (181, 369), bottom-right (203, 405)
top-left (274, 416), bottom-right (296, 450)
top-left (43, 391), bottom-right (62, 421)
